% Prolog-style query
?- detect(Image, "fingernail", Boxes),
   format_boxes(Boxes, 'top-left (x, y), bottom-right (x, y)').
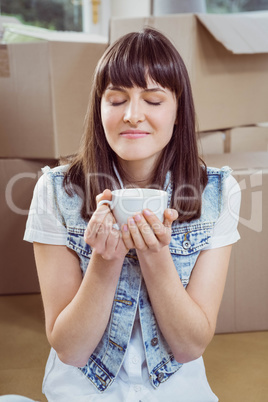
top-left (143, 209), bottom-right (152, 216)
top-left (167, 209), bottom-right (173, 217)
top-left (123, 224), bottom-right (128, 232)
top-left (111, 228), bottom-right (119, 237)
top-left (134, 214), bottom-right (142, 222)
top-left (129, 218), bottom-right (135, 225)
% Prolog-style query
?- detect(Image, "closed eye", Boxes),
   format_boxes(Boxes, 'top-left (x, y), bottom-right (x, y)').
top-left (145, 100), bottom-right (162, 106)
top-left (110, 100), bottom-right (127, 106)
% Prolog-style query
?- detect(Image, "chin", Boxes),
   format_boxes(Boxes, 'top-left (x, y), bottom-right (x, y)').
top-left (118, 153), bottom-right (153, 162)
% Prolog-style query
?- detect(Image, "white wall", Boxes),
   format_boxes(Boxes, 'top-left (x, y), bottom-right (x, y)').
top-left (82, 0), bottom-right (151, 37)
top-left (82, 0), bottom-right (111, 37)
top-left (153, 0), bottom-right (206, 15)
top-left (111, 0), bottom-right (150, 17)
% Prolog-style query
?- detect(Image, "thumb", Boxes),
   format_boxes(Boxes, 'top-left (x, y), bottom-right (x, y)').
top-left (96, 189), bottom-right (112, 205)
top-left (163, 208), bottom-right (178, 227)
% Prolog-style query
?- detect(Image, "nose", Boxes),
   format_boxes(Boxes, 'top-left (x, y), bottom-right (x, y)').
top-left (123, 100), bottom-right (145, 125)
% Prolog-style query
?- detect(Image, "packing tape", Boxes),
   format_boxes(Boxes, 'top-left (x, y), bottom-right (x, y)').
top-left (0, 45), bottom-right (10, 77)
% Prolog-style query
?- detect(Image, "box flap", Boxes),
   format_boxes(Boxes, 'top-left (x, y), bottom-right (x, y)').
top-left (3, 23), bottom-right (107, 44)
top-left (197, 12), bottom-right (268, 54)
top-left (0, 16), bottom-right (21, 32)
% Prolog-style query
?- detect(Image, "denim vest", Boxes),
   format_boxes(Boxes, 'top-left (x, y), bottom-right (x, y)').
top-left (43, 164), bottom-right (231, 393)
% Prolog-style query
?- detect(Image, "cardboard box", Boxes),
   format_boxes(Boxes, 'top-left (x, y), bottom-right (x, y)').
top-left (199, 152), bottom-right (268, 332)
top-left (0, 30), bottom-right (107, 158)
top-left (216, 166), bottom-right (268, 333)
top-left (0, 159), bottom-right (57, 294)
top-left (204, 151), bottom-right (268, 170)
top-left (110, 12), bottom-right (268, 131)
top-left (225, 125), bottom-right (268, 153)
top-left (198, 131), bottom-right (225, 156)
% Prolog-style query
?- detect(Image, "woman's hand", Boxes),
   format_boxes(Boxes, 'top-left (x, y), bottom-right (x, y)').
top-left (84, 189), bottom-right (128, 261)
top-left (121, 208), bottom-right (178, 253)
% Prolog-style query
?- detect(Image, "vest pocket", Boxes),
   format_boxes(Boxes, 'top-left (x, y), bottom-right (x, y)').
top-left (169, 222), bottom-right (214, 287)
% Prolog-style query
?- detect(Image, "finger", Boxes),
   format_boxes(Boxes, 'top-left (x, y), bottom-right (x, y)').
top-left (142, 209), bottom-right (171, 246)
top-left (95, 190), bottom-right (115, 221)
top-left (95, 189), bottom-right (114, 220)
top-left (142, 209), bottom-right (165, 235)
top-left (96, 210), bottom-right (114, 237)
top-left (101, 227), bottom-right (121, 259)
top-left (91, 204), bottom-right (110, 227)
top-left (87, 212), bottom-right (116, 254)
top-left (84, 204), bottom-right (112, 242)
top-left (133, 214), bottom-right (159, 251)
top-left (121, 224), bottom-right (135, 250)
top-left (127, 217), bottom-right (147, 251)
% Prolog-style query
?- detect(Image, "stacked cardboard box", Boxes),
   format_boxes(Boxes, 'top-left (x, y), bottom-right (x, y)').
top-left (0, 28), bottom-right (107, 158)
top-left (202, 142), bottom-right (268, 331)
top-left (110, 12), bottom-right (268, 333)
top-left (110, 12), bottom-right (268, 132)
top-left (1, 14), bottom-right (268, 334)
top-left (203, 155), bottom-right (268, 333)
top-left (198, 131), bottom-right (225, 157)
top-left (224, 125), bottom-right (268, 153)
top-left (0, 28), bottom-right (107, 294)
top-left (0, 159), bottom-right (57, 294)
top-left (198, 125), bottom-right (268, 159)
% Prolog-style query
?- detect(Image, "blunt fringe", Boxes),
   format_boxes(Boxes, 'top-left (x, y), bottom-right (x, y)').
top-left (63, 27), bottom-right (208, 223)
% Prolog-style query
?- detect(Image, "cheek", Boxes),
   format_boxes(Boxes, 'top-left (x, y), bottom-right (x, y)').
top-left (165, 112), bottom-right (177, 137)
top-left (155, 110), bottom-right (176, 134)
top-left (101, 100), bottom-right (116, 131)
top-left (158, 113), bottom-right (176, 146)
top-left (101, 109), bottom-right (116, 133)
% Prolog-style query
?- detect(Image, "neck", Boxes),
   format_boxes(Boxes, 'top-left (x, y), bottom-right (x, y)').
top-left (117, 159), bottom-right (156, 188)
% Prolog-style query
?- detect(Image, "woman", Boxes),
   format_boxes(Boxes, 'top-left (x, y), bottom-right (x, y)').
top-left (24, 28), bottom-right (241, 401)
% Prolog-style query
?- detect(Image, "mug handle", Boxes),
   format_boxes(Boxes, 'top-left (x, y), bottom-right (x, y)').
top-left (97, 199), bottom-right (119, 230)
top-left (98, 199), bottom-right (112, 208)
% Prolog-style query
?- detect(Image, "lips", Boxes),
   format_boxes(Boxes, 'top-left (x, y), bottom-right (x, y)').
top-left (120, 130), bottom-right (150, 139)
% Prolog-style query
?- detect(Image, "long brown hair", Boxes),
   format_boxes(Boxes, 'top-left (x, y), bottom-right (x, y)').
top-left (63, 27), bottom-right (207, 222)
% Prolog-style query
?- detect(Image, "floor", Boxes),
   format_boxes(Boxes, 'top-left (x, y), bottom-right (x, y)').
top-left (0, 294), bottom-right (268, 401)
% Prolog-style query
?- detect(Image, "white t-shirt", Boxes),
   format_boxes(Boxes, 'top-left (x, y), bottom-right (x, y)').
top-left (24, 173), bottom-right (241, 249)
top-left (24, 172), bottom-right (241, 402)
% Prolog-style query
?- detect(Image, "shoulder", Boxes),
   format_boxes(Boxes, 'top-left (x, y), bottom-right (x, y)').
top-left (206, 165), bottom-right (232, 180)
top-left (40, 164), bottom-right (83, 224)
top-left (32, 164), bottom-right (69, 200)
top-left (205, 165), bottom-right (240, 198)
top-left (42, 164), bottom-right (69, 177)
top-left (201, 165), bottom-right (239, 220)
top-left (34, 164), bottom-right (71, 206)
top-left (204, 165), bottom-right (236, 195)
top-left (40, 164), bottom-right (70, 191)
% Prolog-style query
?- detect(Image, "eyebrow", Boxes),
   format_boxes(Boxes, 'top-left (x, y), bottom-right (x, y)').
top-left (106, 85), bottom-right (166, 94)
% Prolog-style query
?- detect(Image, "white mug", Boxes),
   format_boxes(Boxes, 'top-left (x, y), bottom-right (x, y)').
top-left (98, 188), bottom-right (168, 228)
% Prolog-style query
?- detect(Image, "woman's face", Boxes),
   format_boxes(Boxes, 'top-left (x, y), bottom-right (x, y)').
top-left (100, 78), bottom-right (177, 171)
